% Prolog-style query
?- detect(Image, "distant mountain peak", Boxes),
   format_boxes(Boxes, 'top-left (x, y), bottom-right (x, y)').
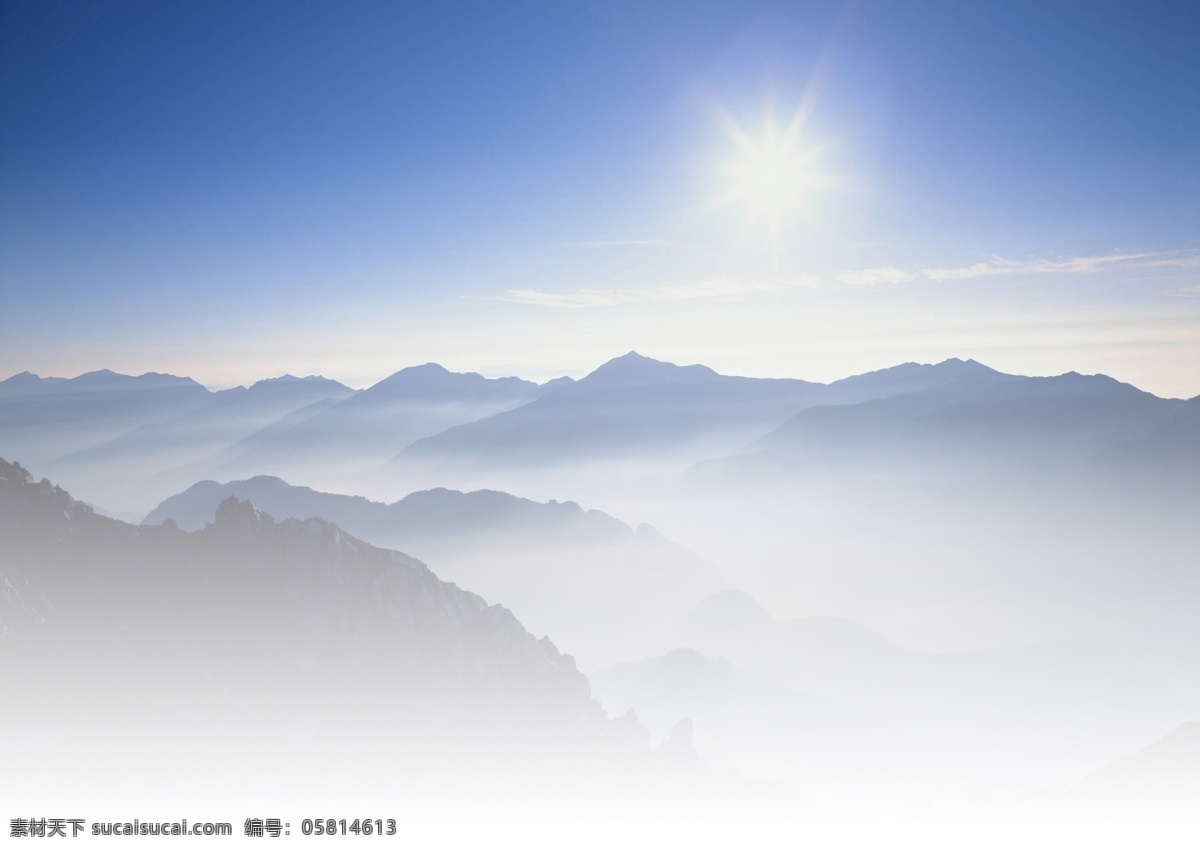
top-left (0, 371), bottom-right (65, 393)
top-left (824, 357), bottom-right (1006, 395)
top-left (370, 362), bottom-right (500, 389)
top-left (68, 369), bottom-right (204, 389)
top-left (928, 356), bottom-right (994, 371)
top-left (397, 362), bottom-right (454, 376)
top-left (214, 495), bottom-right (267, 530)
top-left (360, 363), bottom-right (538, 401)
top-left (683, 589), bottom-right (774, 628)
top-left (605, 351), bottom-right (663, 367)
top-left (242, 474), bottom-right (290, 486)
top-left (247, 374), bottom-right (348, 390)
top-left (586, 352), bottom-right (718, 383)
top-left (1048, 370), bottom-right (1122, 387)
top-left (539, 375), bottom-right (576, 391)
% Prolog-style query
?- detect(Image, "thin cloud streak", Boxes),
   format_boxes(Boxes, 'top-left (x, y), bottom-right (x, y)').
top-left (497, 249), bottom-right (1199, 310)
top-left (838, 267), bottom-right (916, 286)
top-left (502, 276), bottom-right (818, 308)
top-left (838, 250), bottom-right (1198, 287)
top-left (921, 251), bottom-right (1157, 281)
top-left (1167, 282), bottom-right (1200, 297)
top-left (574, 239), bottom-right (674, 249)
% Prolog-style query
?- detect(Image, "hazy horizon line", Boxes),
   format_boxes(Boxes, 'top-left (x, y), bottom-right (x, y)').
top-left (3, 353), bottom-right (1196, 401)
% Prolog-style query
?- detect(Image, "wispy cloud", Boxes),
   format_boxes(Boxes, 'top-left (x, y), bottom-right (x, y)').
top-left (574, 238), bottom-right (674, 249)
top-left (829, 250), bottom-right (1198, 287)
top-left (1167, 282), bottom-right (1200, 297)
top-left (502, 276), bottom-right (817, 308)
top-left (502, 249), bottom-right (1199, 309)
top-left (920, 251), bottom-right (1157, 281)
top-left (838, 267), bottom-right (916, 286)
top-left (503, 288), bottom-right (644, 308)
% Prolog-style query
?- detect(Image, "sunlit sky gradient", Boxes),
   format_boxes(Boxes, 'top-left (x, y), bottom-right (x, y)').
top-left (2, 1), bottom-right (1198, 395)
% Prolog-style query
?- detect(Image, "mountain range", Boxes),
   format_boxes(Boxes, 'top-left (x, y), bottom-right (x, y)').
top-left (0, 364), bottom-right (555, 514)
top-left (751, 369), bottom-right (1186, 468)
top-left (217, 362), bottom-right (548, 474)
top-left (389, 353), bottom-right (1013, 476)
top-left (591, 589), bottom-right (1190, 802)
top-left (145, 474), bottom-right (637, 543)
top-left (5, 354), bottom-right (1194, 516)
top-left (0, 456), bottom-right (659, 809)
top-left (3, 346), bottom-right (1199, 826)
top-left (143, 474), bottom-right (722, 669)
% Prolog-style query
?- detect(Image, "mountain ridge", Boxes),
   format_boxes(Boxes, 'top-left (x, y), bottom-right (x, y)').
top-left (144, 474), bottom-right (640, 546)
top-left (141, 473), bottom-right (723, 670)
top-left (0, 455), bottom-right (607, 739)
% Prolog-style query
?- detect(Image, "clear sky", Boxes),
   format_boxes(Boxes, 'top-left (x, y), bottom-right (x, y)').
top-left (2, 0), bottom-right (1198, 395)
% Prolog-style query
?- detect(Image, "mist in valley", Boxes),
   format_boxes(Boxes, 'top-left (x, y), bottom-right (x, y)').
top-left (4, 2), bottom-right (1198, 845)
top-left (3, 352), bottom-right (1197, 848)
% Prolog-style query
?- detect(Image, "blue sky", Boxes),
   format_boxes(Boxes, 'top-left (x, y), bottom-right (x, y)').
top-left (2, 0), bottom-right (1198, 394)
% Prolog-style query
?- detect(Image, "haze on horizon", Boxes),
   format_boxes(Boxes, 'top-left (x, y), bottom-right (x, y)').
top-left (4, 346), bottom-right (1199, 844)
top-left (3, 3), bottom-right (1200, 837)
top-left (2, 1), bottom-right (1198, 396)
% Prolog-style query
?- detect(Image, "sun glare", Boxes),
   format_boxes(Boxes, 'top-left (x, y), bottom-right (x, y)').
top-left (707, 100), bottom-right (835, 263)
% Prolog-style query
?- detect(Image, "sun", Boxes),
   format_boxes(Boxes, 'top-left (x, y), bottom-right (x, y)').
top-left (706, 101), bottom-right (834, 262)
top-left (725, 132), bottom-right (819, 222)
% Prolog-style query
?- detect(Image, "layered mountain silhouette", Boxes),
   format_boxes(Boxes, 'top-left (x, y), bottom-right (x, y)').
top-left (0, 457), bottom-right (657, 806)
top-left (0, 364), bottom-right (556, 514)
top-left (390, 353), bottom-right (1009, 474)
top-left (672, 591), bottom-right (1178, 731)
top-left (1066, 721), bottom-right (1200, 814)
top-left (802, 357), bottom-right (1005, 404)
top-left (144, 475), bottom-right (722, 669)
top-left (1099, 394), bottom-right (1200, 492)
top-left (390, 351), bottom-right (819, 470)
top-left (220, 363), bottom-right (546, 473)
top-left (145, 475), bottom-right (635, 544)
top-left (0, 369), bottom-right (212, 467)
top-left (575, 589), bottom-right (1194, 804)
top-left (8, 355), bottom-right (1191, 516)
top-left (747, 370), bottom-right (1186, 470)
top-left (3, 349), bottom-right (1199, 827)
top-left (48, 376), bottom-right (356, 506)
top-left (591, 647), bottom-right (846, 782)
top-left (0, 370), bottom-right (355, 514)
